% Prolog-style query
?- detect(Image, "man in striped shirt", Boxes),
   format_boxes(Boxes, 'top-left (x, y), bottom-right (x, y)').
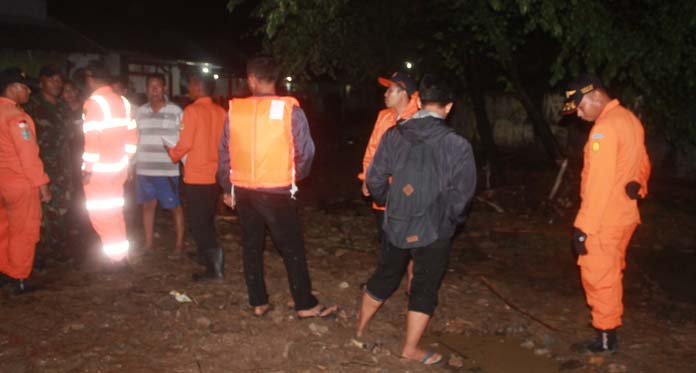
top-left (134, 74), bottom-right (184, 254)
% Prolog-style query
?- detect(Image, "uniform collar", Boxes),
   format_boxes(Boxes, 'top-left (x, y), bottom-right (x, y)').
top-left (0, 97), bottom-right (17, 106)
top-left (597, 99), bottom-right (620, 121)
top-left (194, 96), bottom-right (213, 104)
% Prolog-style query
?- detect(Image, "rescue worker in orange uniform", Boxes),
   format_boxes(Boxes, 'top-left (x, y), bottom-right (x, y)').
top-left (0, 68), bottom-right (51, 293)
top-left (80, 62), bottom-right (138, 265)
top-left (359, 72), bottom-right (419, 293)
top-left (218, 56), bottom-right (337, 319)
top-left (562, 74), bottom-right (651, 353)
top-left (166, 74), bottom-right (225, 281)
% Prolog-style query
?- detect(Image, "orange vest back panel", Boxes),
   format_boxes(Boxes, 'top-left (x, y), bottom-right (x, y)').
top-left (228, 96), bottom-right (299, 188)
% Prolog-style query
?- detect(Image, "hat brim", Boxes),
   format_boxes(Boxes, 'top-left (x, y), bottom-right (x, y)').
top-left (377, 77), bottom-right (393, 88)
top-left (561, 99), bottom-right (578, 115)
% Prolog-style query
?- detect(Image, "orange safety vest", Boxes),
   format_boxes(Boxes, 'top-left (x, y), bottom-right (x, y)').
top-left (81, 86), bottom-right (138, 179)
top-left (227, 96), bottom-right (299, 191)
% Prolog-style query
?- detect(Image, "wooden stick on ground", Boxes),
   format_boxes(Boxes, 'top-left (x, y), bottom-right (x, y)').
top-left (479, 276), bottom-right (561, 333)
top-left (476, 196), bottom-right (504, 213)
top-left (548, 158), bottom-right (568, 201)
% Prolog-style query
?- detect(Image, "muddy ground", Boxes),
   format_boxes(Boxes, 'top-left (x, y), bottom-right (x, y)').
top-left (1, 135), bottom-right (695, 372)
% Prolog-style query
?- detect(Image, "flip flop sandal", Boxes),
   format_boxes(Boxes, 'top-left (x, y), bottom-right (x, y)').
top-left (420, 350), bottom-right (443, 365)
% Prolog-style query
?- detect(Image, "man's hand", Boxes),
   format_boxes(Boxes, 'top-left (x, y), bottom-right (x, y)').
top-left (39, 184), bottom-right (52, 203)
top-left (361, 181), bottom-right (370, 197)
top-left (223, 193), bottom-right (236, 209)
top-left (625, 181), bottom-right (642, 200)
top-left (573, 227), bottom-right (588, 256)
top-left (82, 171), bottom-right (92, 185)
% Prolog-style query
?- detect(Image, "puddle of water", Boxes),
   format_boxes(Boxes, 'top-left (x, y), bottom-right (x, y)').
top-left (422, 334), bottom-right (560, 373)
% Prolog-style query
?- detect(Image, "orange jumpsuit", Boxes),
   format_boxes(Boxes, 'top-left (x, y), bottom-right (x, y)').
top-left (0, 97), bottom-right (49, 279)
top-left (575, 99), bottom-right (651, 330)
top-left (81, 86), bottom-right (138, 262)
top-left (358, 92), bottom-right (419, 210)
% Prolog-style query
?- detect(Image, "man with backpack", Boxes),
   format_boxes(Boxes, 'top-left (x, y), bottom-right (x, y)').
top-left (355, 74), bottom-right (476, 365)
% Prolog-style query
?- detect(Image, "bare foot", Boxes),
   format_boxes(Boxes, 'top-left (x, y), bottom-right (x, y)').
top-left (253, 304), bottom-right (272, 317)
top-left (297, 304), bottom-right (338, 319)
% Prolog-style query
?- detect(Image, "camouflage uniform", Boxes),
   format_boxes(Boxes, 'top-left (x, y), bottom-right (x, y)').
top-left (24, 94), bottom-right (75, 255)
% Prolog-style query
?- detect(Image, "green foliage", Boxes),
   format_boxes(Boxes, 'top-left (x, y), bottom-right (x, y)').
top-left (228, 0), bottom-right (419, 81)
top-left (522, 0), bottom-right (696, 146)
top-left (229, 0), bottom-right (696, 146)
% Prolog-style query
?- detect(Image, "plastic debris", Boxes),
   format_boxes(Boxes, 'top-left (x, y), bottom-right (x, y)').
top-left (170, 290), bottom-right (193, 303)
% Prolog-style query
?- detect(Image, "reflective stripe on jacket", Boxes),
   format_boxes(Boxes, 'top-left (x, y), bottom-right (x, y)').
top-left (81, 86), bottom-right (138, 177)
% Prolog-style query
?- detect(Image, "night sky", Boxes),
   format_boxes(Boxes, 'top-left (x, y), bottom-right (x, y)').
top-left (46, 0), bottom-right (261, 67)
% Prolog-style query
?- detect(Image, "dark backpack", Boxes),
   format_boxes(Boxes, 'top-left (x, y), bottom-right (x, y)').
top-left (383, 125), bottom-right (452, 249)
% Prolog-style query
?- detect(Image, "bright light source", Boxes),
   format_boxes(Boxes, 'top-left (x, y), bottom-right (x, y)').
top-left (405, 61), bottom-right (413, 70)
top-left (202, 67), bottom-right (210, 74)
top-left (213, 74), bottom-right (219, 80)
top-left (285, 76), bottom-right (293, 82)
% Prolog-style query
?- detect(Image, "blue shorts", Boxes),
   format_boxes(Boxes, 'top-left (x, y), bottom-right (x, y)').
top-left (135, 175), bottom-right (181, 209)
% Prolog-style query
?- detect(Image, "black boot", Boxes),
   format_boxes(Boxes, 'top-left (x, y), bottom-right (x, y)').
top-left (192, 248), bottom-right (224, 281)
top-left (12, 279), bottom-right (37, 294)
top-left (573, 328), bottom-right (617, 353)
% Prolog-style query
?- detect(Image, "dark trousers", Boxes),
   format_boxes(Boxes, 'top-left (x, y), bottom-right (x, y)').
top-left (366, 238), bottom-right (450, 316)
top-left (235, 188), bottom-right (318, 310)
top-left (374, 209), bottom-right (385, 244)
top-left (183, 183), bottom-right (219, 252)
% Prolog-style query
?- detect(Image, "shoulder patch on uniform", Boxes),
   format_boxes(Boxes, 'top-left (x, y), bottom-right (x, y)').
top-left (592, 133), bottom-right (604, 139)
top-left (592, 141), bottom-right (600, 152)
top-left (18, 121), bottom-right (31, 140)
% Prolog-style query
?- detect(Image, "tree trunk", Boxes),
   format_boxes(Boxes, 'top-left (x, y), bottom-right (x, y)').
top-left (503, 58), bottom-right (563, 163)
top-left (464, 56), bottom-right (497, 169)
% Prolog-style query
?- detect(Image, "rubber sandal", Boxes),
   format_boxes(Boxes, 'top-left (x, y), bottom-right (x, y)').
top-left (419, 350), bottom-right (443, 365)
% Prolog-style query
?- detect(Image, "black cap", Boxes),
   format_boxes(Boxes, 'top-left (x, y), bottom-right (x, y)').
top-left (562, 74), bottom-right (605, 115)
top-left (0, 67), bottom-right (32, 92)
top-left (378, 71), bottom-right (417, 96)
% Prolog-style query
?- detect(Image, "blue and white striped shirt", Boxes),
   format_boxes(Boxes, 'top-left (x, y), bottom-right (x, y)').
top-left (135, 101), bottom-right (183, 176)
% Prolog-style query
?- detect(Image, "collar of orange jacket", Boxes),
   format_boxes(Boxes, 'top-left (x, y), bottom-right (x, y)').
top-left (194, 96), bottom-right (213, 105)
top-left (597, 99), bottom-right (620, 121)
top-left (0, 97), bottom-right (17, 106)
top-left (400, 91), bottom-right (420, 120)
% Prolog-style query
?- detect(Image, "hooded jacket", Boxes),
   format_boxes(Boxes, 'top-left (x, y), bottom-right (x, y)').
top-left (366, 110), bottom-right (477, 239)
